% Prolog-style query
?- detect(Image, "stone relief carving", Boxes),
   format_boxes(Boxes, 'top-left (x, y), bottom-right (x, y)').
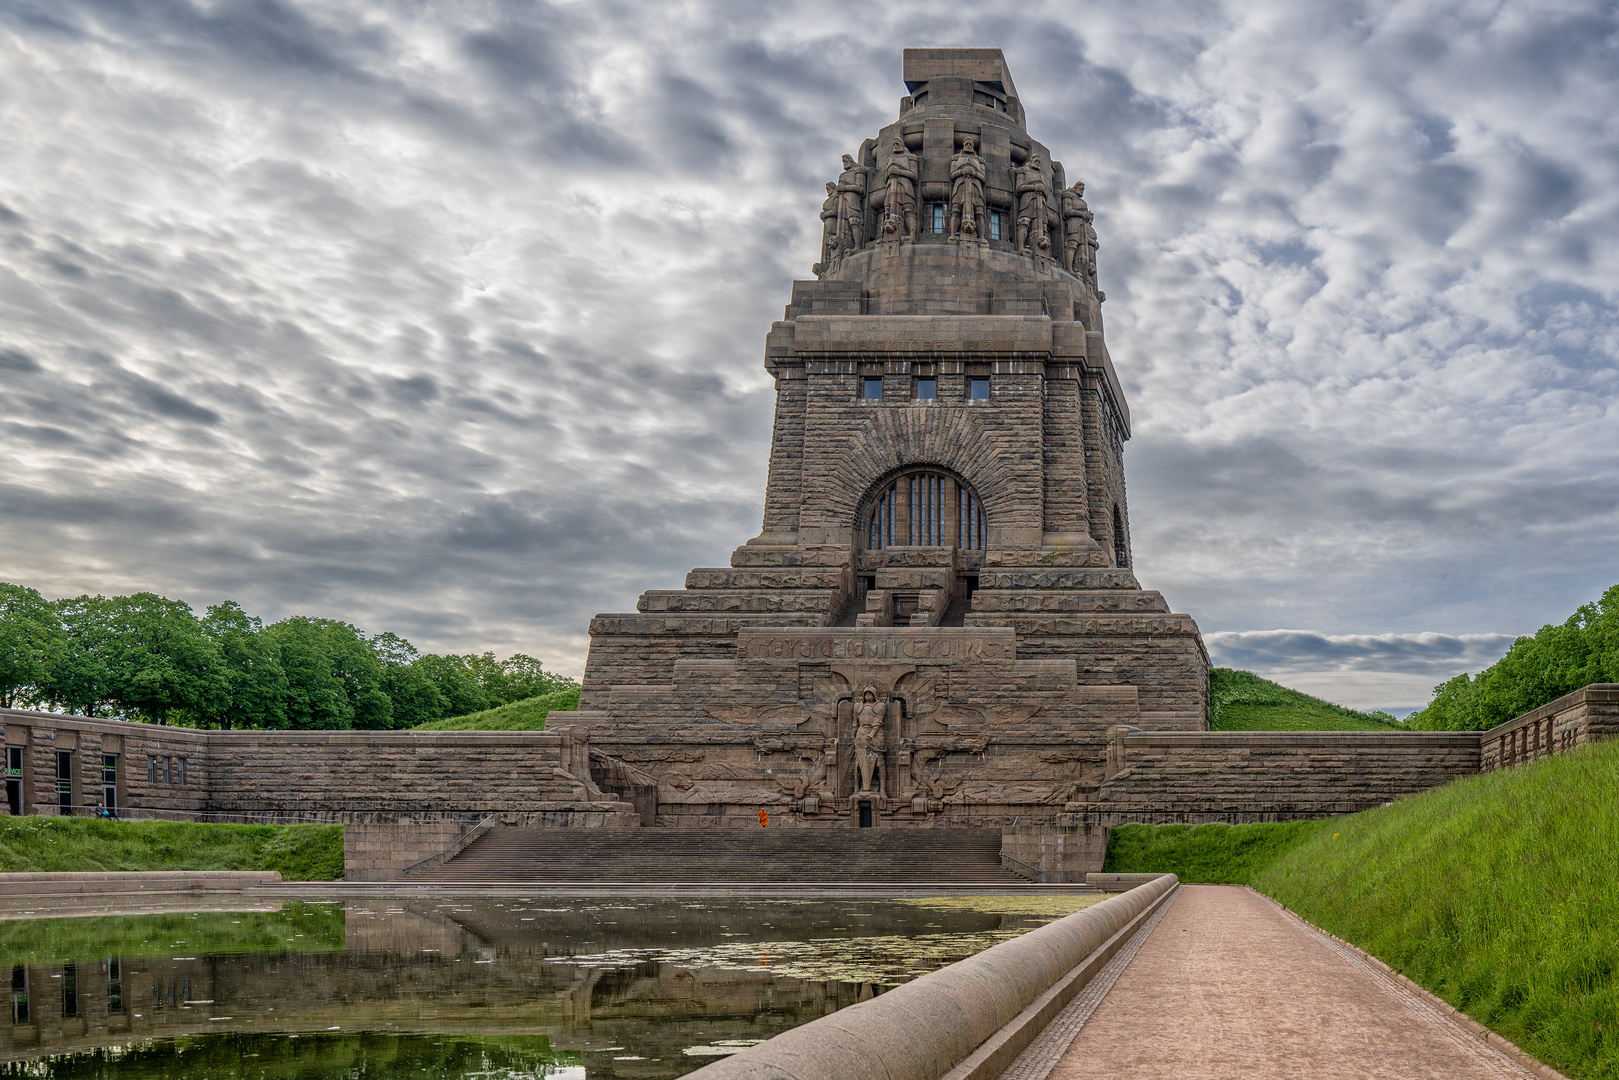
top-left (949, 136), bottom-right (986, 239)
top-left (881, 136), bottom-right (918, 241)
top-left (853, 685), bottom-right (887, 794)
top-left (1016, 153), bottom-right (1051, 254)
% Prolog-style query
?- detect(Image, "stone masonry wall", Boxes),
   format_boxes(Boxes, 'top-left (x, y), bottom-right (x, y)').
top-left (1, 709), bottom-right (634, 825)
top-left (1096, 728), bottom-right (1482, 818)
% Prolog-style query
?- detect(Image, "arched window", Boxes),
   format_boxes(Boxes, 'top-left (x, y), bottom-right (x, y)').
top-left (864, 469), bottom-right (986, 550)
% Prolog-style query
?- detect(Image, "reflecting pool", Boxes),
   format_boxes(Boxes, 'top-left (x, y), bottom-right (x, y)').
top-left (1, 893), bottom-right (1105, 1079)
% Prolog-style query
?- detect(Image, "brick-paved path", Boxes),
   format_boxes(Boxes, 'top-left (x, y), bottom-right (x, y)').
top-left (1032, 884), bottom-right (1539, 1080)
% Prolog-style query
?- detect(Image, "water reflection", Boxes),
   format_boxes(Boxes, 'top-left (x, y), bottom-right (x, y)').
top-left (1, 894), bottom-right (1102, 1079)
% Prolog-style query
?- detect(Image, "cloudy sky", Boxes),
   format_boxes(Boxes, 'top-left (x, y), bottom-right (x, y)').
top-left (1, 0), bottom-right (1615, 712)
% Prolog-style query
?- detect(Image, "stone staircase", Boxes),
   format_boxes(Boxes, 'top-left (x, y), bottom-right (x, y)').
top-left (402, 827), bottom-right (1031, 885)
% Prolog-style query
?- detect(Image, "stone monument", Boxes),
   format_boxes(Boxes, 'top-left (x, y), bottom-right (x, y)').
top-left (566, 48), bottom-right (1209, 829)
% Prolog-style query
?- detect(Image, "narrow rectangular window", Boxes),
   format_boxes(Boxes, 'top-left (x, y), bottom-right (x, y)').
top-left (147, 756), bottom-right (156, 783)
top-left (863, 377), bottom-right (883, 400)
top-left (915, 377), bottom-right (935, 399)
top-left (105, 959), bottom-right (122, 1013)
top-left (4, 747), bottom-right (20, 775)
top-left (10, 966), bottom-right (26, 1025)
top-left (177, 758), bottom-right (186, 786)
top-left (990, 211), bottom-right (1003, 241)
top-left (969, 376), bottom-right (990, 400)
top-left (61, 964), bottom-right (77, 1019)
top-left (932, 204), bottom-right (945, 232)
top-left (55, 750), bottom-right (72, 815)
top-left (164, 758), bottom-right (172, 785)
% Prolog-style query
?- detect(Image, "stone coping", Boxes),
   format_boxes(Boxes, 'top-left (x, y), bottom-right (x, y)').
top-left (685, 873), bottom-right (1177, 1080)
top-left (1482, 683), bottom-right (1619, 738)
top-left (0, 871), bottom-right (282, 897)
top-left (1118, 730), bottom-right (1481, 748)
top-left (1, 708), bottom-right (566, 746)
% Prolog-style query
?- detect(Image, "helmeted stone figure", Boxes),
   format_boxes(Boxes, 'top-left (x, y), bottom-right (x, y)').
top-left (949, 136), bottom-right (987, 239)
top-left (1017, 153), bottom-right (1050, 254)
top-left (853, 687), bottom-right (886, 794)
top-left (572, 48), bottom-right (1209, 832)
top-left (1062, 181), bottom-right (1091, 278)
top-left (815, 181), bottom-right (841, 275)
top-left (882, 137), bottom-right (919, 241)
top-left (835, 153), bottom-right (868, 252)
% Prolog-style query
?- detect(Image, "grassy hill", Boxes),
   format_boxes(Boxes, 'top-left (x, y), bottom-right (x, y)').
top-left (409, 686), bottom-right (580, 730)
top-left (1211, 667), bottom-right (1406, 731)
top-left (1104, 738), bottom-right (1619, 1079)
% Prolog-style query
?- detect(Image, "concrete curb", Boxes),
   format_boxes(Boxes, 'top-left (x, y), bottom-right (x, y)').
top-left (0, 870), bottom-right (282, 899)
top-left (1253, 889), bottom-right (1575, 1080)
top-left (684, 874), bottom-right (1178, 1080)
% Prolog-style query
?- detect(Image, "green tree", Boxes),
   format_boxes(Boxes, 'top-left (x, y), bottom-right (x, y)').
top-left (200, 601), bottom-right (288, 730)
top-left (412, 652), bottom-right (488, 718)
top-left (262, 617), bottom-right (391, 730)
top-left (462, 651), bottom-right (578, 707)
top-left (1410, 583), bottom-right (1619, 730)
top-left (44, 593), bottom-right (229, 723)
top-left (0, 582), bottom-right (66, 708)
top-left (372, 632), bottom-right (448, 729)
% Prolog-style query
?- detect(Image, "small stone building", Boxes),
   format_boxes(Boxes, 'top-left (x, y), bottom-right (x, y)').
top-left (568, 49), bottom-right (1211, 828)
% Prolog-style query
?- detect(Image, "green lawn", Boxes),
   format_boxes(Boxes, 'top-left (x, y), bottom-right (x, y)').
top-left (1211, 667), bottom-right (1407, 730)
top-left (409, 686), bottom-right (580, 730)
top-left (0, 816), bottom-right (343, 880)
top-left (1105, 739), bottom-right (1619, 1079)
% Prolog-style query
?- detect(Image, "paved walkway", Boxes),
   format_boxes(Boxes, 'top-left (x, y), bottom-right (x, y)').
top-left (1009, 884), bottom-right (1540, 1080)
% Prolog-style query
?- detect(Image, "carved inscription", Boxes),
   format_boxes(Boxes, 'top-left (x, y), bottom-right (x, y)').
top-left (741, 631), bottom-right (1014, 662)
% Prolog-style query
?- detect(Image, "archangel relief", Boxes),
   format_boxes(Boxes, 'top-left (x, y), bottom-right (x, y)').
top-left (1016, 154), bottom-right (1051, 255)
top-left (949, 136), bottom-right (986, 239)
top-left (853, 685), bottom-right (887, 794)
top-left (881, 137), bottom-right (918, 241)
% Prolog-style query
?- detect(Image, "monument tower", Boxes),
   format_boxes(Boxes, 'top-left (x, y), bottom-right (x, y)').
top-left (566, 49), bottom-right (1209, 828)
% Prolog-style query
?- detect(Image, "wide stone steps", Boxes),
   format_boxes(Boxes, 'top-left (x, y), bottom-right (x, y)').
top-left (405, 827), bottom-right (1029, 884)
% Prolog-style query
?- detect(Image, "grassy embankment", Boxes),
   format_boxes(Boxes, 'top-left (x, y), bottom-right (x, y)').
top-left (1210, 667), bottom-right (1406, 731)
top-left (1104, 739), bottom-right (1619, 1079)
top-left (0, 816), bottom-right (343, 880)
top-left (409, 686), bottom-right (580, 730)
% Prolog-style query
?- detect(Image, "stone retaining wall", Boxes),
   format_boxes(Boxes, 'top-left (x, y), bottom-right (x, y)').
top-left (0, 709), bottom-right (634, 827)
top-left (1479, 683), bottom-right (1619, 772)
top-left (1095, 727), bottom-right (1481, 818)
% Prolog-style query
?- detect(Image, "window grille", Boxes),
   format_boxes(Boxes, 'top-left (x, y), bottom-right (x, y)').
top-left (1113, 507), bottom-right (1129, 567)
top-left (865, 471), bottom-right (985, 550)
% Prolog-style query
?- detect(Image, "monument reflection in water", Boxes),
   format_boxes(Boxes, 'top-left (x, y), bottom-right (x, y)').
top-left (1, 896), bottom-right (1076, 1079)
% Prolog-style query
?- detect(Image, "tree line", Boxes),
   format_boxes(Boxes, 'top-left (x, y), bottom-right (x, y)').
top-left (1408, 582), bottom-right (1618, 730)
top-left (0, 582), bottom-right (577, 729)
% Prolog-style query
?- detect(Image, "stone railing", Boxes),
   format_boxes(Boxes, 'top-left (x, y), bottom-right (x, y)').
top-left (1480, 683), bottom-right (1619, 772)
top-left (686, 874), bottom-right (1178, 1080)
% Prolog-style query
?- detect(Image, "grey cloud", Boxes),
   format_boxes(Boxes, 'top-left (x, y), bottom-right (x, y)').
top-left (1205, 629), bottom-right (1519, 676)
top-left (0, 0), bottom-right (1615, 693)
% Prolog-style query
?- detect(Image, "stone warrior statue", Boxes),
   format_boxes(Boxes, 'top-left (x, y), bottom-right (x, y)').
top-left (835, 152), bottom-right (868, 253)
top-left (1061, 180), bottom-right (1091, 278)
top-left (814, 181), bottom-right (840, 275)
top-left (1016, 153), bottom-right (1051, 255)
top-left (949, 136), bottom-right (987, 239)
top-left (881, 137), bottom-right (919, 241)
top-left (853, 686), bottom-right (886, 794)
